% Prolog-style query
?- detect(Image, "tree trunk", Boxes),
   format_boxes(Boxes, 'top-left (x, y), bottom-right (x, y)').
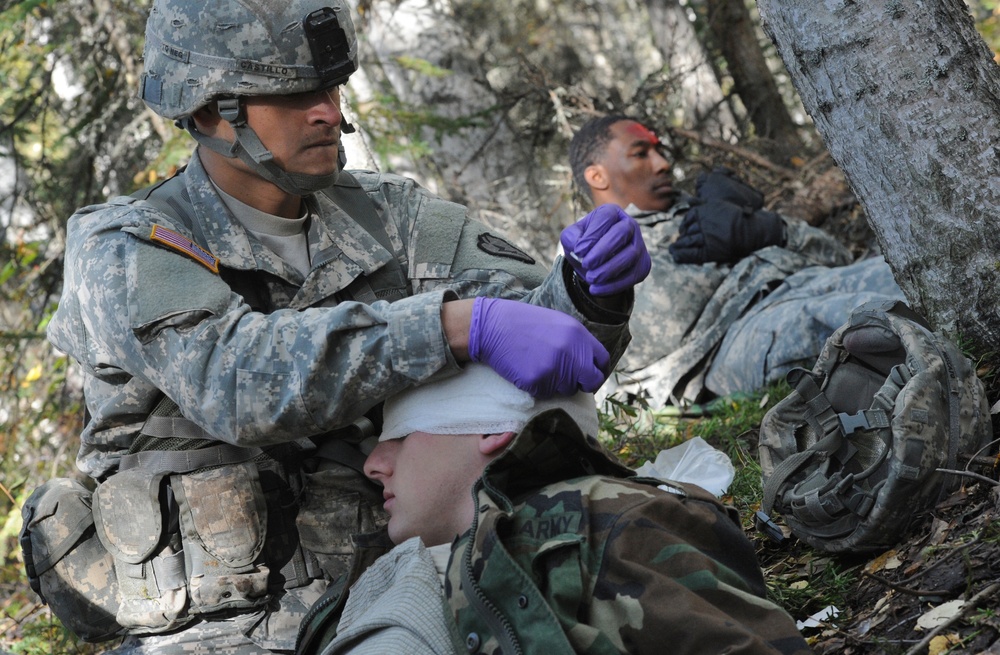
top-left (704, 0), bottom-right (804, 160)
top-left (757, 0), bottom-right (1000, 354)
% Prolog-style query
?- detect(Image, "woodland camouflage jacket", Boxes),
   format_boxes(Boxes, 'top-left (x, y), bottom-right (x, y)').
top-left (446, 410), bottom-right (812, 655)
top-left (297, 409), bottom-right (812, 655)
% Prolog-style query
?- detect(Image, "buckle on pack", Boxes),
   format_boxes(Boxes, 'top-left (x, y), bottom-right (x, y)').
top-left (838, 409), bottom-right (890, 435)
top-left (754, 510), bottom-right (786, 544)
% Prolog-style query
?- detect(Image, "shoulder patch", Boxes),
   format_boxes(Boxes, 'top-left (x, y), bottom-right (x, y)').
top-left (149, 225), bottom-right (219, 274)
top-left (477, 233), bottom-right (535, 265)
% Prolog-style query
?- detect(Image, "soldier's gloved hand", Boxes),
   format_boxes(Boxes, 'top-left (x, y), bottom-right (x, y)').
top-left (468, 297), bottom-right (609, 397)
top-left (668, 199), bottom-right (786, 265)
top-left (560, 204), bottom-right (651, 296)
top-left (695, 166), bottom-right (764, 210)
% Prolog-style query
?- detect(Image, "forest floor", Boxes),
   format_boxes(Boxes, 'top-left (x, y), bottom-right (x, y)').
top-left (749, 436), bottom-right (1000, 655)
top-left (741, 160), bottom-right (1000, 655)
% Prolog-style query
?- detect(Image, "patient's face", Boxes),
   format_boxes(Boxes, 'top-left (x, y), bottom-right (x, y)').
top-left (598, 120), bottom-right (675, 212)
top-left (363, 432), bottom-right (485, 546)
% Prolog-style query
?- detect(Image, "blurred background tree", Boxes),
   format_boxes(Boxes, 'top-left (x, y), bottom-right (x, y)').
top-left (2, 1), bottom-right (999, 651)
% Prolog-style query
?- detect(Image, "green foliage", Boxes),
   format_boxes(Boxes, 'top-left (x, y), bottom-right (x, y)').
top-left (132, 130), bottom-right (196, 191)
top-left (596, 380), bottom-right (876, 618)
top-left (0, 1), bottom-right (122, 636)
top-left (0, 240), bottom-right (87, 650)
top-left (597, 381), bottom-right (792, 534)
top-left (18, 622), bottom-right (103, 654)
top-left (352, 90), bottom-right (500, 167)
top-left (968, 0), bottom-right (1000, 53)
top-left (597, 383), bottom-right (788, 510)
top-left (395, 55), bottom-right (453, 78)
top-left (1, 0), bottom-right (156, 231)
top-left (765, 556), bottom-right (859, 620)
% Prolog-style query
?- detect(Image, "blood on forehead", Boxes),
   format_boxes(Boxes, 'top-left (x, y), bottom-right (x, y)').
top-left (624, 122), bottom-right (660, 145)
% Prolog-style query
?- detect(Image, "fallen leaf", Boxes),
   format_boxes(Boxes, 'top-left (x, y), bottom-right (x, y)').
top-left (937, 488), bottom-right (969, 509)
top-left (21, 363), bottom-right (42, 386)
top-left (865, 549), bottom-right (899, 574)
top-left (927, 633), bottom-right (962, 655)
top-left (916, 600), bottom-right (966, 630)
top-left (873, 591), bottom-right (894, 613)
top-left (928, 518), bottom-right (954, 546)
top-left (790, 580), bottom-right (809, 590)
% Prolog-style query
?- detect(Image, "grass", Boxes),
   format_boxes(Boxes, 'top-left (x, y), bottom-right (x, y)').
top-left (764, 556), bottom-right (860, 619)
top-left (597, 381), bottom-right (788, 528)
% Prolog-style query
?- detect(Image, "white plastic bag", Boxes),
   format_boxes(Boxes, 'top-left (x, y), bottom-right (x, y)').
top-left (634, 436), bottom-right (736, 497)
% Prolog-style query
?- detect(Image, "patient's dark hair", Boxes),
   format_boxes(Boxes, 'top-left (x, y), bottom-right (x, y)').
top-left (568, 114), bottom-right (634, 202)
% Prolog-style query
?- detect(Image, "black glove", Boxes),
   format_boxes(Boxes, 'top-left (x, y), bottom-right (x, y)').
top-left (694, 167), bottom-right (764, 210)
top-left (668, 199), bottom-right (786, 264)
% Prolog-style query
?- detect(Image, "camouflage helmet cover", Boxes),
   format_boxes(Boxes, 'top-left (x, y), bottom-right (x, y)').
top-left (139, 0), bottom-right (359, 120)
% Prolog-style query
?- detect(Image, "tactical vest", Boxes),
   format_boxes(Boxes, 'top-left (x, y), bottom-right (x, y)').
top-left (20, 170), bottom-right (426, 640)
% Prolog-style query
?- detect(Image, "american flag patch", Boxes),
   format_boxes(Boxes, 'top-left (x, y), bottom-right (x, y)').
top-left (149, 225), bottom-right (219, 273)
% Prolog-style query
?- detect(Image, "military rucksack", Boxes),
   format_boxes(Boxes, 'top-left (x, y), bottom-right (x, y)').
top-left (758, 300), bottom-right (992, 553)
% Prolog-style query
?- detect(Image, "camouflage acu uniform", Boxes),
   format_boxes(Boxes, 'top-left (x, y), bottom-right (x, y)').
top-left (296, 409), bottom-right (811, 655)
top-left (610, 197), bottom-right (902, 405)
top-left (44, 152), bottom-right (631, 653)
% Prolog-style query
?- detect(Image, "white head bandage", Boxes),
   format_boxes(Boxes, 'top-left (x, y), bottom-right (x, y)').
top-left (379, 364), bottom-right (599, 441)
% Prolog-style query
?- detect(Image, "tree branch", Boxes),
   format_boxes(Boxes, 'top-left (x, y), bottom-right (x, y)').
top-left (670, 127), bottom-right (798, 178)
top-left (903, 582), bottom-right (1000, 655)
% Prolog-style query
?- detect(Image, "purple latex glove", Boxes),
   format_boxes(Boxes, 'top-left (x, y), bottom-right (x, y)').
top-left (560, 204), bottom-right (652, 296)
top-left (468, 297), bottom-right (610, 397)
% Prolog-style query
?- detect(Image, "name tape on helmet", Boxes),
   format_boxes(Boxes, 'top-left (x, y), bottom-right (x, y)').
top-left (146, 30), bottom-right (306, 80)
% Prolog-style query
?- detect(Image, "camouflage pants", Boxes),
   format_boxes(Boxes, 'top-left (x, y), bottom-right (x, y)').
top-left (105, 580), bottom-right (327, 655)
top-left (706, 256), bottom-right (904, 396)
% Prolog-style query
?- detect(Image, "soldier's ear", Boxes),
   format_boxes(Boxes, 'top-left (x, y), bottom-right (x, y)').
top-left (190, 103), bottom-right (224, 135)
top-left (480, 431), bottom-right (515, 457)
top-left (584, 164), bottom-right (610, 193)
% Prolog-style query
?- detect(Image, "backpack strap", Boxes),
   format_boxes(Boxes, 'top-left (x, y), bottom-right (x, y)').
top-left (790, 370), bottom-right (843, 441)
top-left (119, 442), bottom-right (263, 473)
top-left (941, 346), bottom-right (964, 474)
top-left (761, 370), bottom-right (846, 515)
top-left (320, 171), bottom-right (408, 304)
top-left (761, 367), bottom-right (893, 519)
top-left (882, 298), bottom-right (932, 330)
top-left (762, 432), bottom-right (842, 516)
top-left (793, 367), bottom-right (892, 439)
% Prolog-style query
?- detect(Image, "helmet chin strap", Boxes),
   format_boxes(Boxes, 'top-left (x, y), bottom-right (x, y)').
top-left (183, 98), bottom-right (340, 197)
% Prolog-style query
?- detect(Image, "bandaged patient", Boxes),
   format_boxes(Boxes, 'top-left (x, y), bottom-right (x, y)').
top-left (296, 364), bottom-right (811, 655)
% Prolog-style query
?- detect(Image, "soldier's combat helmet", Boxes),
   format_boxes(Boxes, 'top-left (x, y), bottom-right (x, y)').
top-left (138, 0), bottom-right (358, 194)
